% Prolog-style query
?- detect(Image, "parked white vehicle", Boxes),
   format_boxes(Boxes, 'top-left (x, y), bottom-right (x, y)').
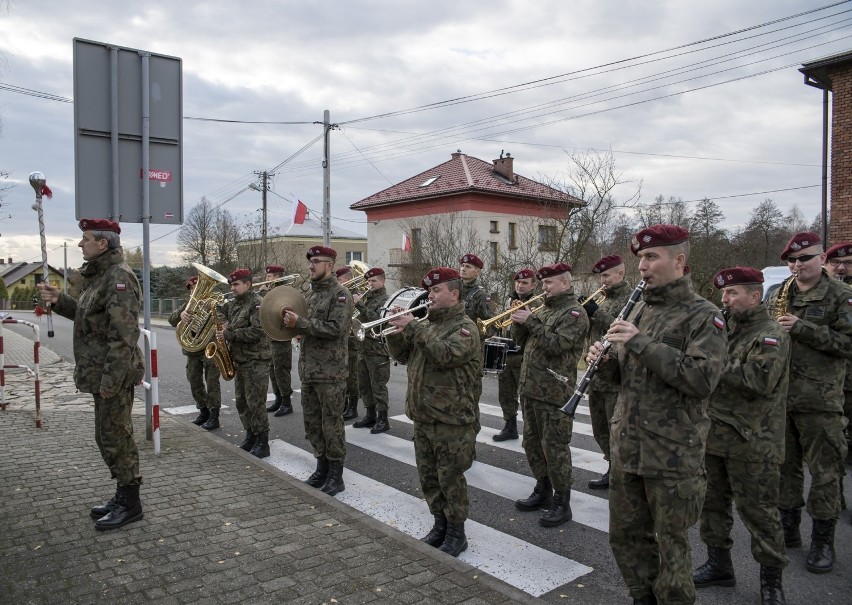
top-left (761, 266), bottom-right (792, 303)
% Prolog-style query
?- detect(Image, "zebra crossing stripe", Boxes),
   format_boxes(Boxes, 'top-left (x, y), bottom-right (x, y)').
top-left (266, 439), bottom-right (594, 596)
top-left (163, 404), bottom-right (230, 415)
top-left (478, 401), bottom-right (592, 419)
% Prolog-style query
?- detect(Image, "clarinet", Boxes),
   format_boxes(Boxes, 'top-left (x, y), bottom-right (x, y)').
top-left (552, 279), bottom-right (647, 417)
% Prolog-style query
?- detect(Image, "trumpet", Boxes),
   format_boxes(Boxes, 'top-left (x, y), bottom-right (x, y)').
top-left (579, 285), bottom-right (607, 306)
top-left (476, 292), bottom-right (546, 335)
top-left (351, 301), bottom-right (433, 341)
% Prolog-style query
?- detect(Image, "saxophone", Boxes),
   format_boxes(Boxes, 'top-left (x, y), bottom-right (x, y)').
top-left (204, 300), bottom-right (235, 381)
top-left (772, 271), bottom-right (797, 320)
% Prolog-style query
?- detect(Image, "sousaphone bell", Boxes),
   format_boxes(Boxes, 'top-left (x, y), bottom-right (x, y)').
top-left (259, 285), bottom-right (308, 341)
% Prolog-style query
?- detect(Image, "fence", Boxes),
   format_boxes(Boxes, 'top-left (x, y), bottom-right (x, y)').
top-left (0, 298), bottom-right (184, 318)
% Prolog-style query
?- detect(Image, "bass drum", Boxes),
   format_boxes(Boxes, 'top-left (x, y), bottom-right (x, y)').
top-left (381, 287), bottom-right (430, 363)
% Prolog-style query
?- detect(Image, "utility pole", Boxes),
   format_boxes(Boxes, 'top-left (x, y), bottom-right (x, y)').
top-left (253, 170), bottom-right (272, 263)
top-left (63, 241), bottom-right (68, 294)
top-left (323, 109), bottom-right (333, 247)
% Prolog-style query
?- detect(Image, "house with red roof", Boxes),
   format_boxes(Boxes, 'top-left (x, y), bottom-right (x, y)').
top-left (349, 151), bottom-right (584, 287)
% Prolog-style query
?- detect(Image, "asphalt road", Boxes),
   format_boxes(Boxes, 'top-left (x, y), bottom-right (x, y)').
top-left (8, 312), bottom-right (852, 604)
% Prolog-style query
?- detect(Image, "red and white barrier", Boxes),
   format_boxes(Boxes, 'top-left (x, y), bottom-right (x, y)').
top-left (139, 328), bottom-right (160, 455)
top-left (0, 317), bottom-right (42, 427)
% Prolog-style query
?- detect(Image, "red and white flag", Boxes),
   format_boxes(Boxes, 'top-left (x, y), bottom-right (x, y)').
top-left (292, 199), bottom-right (308, 225)
top-left (402, 232), bottom-right (412, 251)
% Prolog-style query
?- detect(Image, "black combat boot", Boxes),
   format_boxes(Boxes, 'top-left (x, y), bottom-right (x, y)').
top-left (420, 513), bottom-right (447, 547)
top-left (806, 518), bottom-right (836, 574)
top-left (692, 545), bottom-right (736, 587)
top-left (632, 595), bottom-right (657, 605)
top-left (266, 394), bottom-right (282, 413)
top-left (238, 432), bottom-right (257, 452)
top-left (588, 463), bottom-right (610, 490)
top-left (305, 456), bottom-right (329, 488)
top-left (493, 416), bottom-right (518, 442)
top-left (515, 477), bottom-right (553, 511)
top-left (342, 397), bottom-right (359, 420)
top-left (202, 408), bottom-right (220, 431)
top-left (274, 395), bottom-right (293, 417)
top-left (90, 486), bottom-right (120, 520)
top-left (438, 522), bottom-right (468, 557)
top-left (249, 432), bottom-right (270, 459)
top-left (540, 491), bottom-right (572, 527)
top-left (320, 460), bottom-right (345, 496)
top-left (370, 411), bottom-right (390, 434)
top-left (94, 485), bottom-right (143, 531)
top-left (353, 408), bottom-right (376, 428)
top-left (192, 407), bottom-right (210, 426)
top-left (760, 565), bottom-right (786, 605)
top-left (779, 508), bottom-right (802, 548)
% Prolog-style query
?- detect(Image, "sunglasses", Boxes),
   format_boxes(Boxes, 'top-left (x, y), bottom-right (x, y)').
top-left (786, 253), bottom-right (820, 264)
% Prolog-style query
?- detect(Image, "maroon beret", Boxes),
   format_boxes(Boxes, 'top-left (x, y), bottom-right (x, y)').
top-left (185, 276), bottom-right (198, 290)
top-left (79, 218), bottom-right (121, 234)
top-left (514, 268), bottom-right (535, 281)
top-left (265, 265), bottom-right (284, 274)
top-left (365, 267), bottom-right (385, 279)
top-left (421, 267), bottom-right (461, 289)
top-left (459, 253), bottom-right (484, 269)
top-left (335, 266), bottom-right (352, 278)
top-left (780, 232), bottom-right (822, 260)
top-left (713, 267), bottom-right (764, 289)
top-left (536, 262), bottom-right (572, 280)
top-left (592, 254), bottom-right (624, 273)
top-left (306, 246), bottom-right (337, 260)
top-left (630, 224), bottom-right (689, 255)
top-left (228, 268), bottom-right (252, 283)
top-left (825, 242), bottom-right (852, 260)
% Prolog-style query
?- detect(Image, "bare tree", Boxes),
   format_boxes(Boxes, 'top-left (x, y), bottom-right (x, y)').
top-left (212, 208), bottom-right (242, 275)
top-left (738, 199), bottom-right (786, 268)
top-left (401, 212), bottom-right (488, 287)
top-left (635, 195), bottom-right (692, 229)
top-left (177, 197), bottom-right (218, 266)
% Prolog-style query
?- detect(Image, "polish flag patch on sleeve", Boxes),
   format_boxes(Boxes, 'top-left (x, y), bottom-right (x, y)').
top-left (460, 327), bottom-right (471, 337)
top-left (570, 310), bottom-right (581, 317)
top-left (116, 283), bottom-right (126, 291)
top-left (848, 297), bottom-right (852, 306)
top-left (713, 316), bottom-right (725, 330)
top-left (337, 294), bottom-right (347, 303)
top-left (762, 336), bottom-right (779, 346)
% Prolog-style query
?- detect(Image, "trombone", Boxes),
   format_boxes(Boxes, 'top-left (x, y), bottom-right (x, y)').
top-left (351, 301), bottom-right (433, 341)
top-left (476, 292), bottom-right (546, 336)
top-left (254, 274), bottom-right (300, 289)
top-left (579, 285), bottom-right (607, 306)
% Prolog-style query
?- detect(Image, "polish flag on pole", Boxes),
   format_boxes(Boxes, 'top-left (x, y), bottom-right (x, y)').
top-left (402, 232), bottom-right (412, 251)
top-left (292, 199), bottom-right (308, 225)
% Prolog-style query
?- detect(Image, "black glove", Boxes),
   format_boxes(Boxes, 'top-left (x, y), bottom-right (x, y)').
top-left (581, 297), bottom-right (598, 317)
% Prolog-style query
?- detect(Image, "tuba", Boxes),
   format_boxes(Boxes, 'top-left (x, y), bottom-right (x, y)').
top-left (176, 263), bottom-right (228, 352)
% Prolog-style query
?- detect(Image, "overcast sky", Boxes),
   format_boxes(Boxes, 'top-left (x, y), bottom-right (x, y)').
top-left (1, 0), bottom-right (850, 269)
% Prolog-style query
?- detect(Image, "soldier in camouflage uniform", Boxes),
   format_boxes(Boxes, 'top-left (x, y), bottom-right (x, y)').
top-left (588, 224), bottom-right (727, 605)
top-left (824, 242), bottom-right (852, 449)
top-left (692, 267), bottom-right (789, 605)
top-left (261, 265), bottom-right (295, 418)
top-left (385, 267), bottom-right (481, 557)
top-left (284, 246), bottom-right (352, 497)
top-left (168, 276), bottom-right (222, 430)
top-left (459, 253), bottom-right (495, 406)
top-left (493, 268), bottom-right (537, 442)
top-left (217, 269), bottom-right (271, 459)
top-left (352, 267), bottom-right (391, 433)
top-left (336, 265), bottom-right (362, 421)
top-left (511, 263), bottom-right (588, 528)
top-left (39, 218), bottom-right (146, 531)
top-left (769, 232), bottom-right (852, 574)
top-left (582, 254), bottom-right (632, 489)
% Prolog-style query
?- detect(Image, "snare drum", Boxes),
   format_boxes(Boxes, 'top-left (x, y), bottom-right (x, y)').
top-left (483, 337), bottom-right (516, 374)
top-left (382, 287), bottom-right (430, 320)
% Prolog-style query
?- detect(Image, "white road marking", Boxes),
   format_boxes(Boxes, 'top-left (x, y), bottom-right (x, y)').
top-left (163, 404), bottom-right (230, 415)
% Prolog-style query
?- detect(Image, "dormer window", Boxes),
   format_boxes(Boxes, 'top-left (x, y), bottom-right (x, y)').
top-left (419, 176), bottom-right (439, 187)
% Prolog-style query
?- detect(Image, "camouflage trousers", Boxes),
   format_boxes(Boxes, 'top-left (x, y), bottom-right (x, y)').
top-left (520, 396), bottom-right (574, 492)
top-left (93, 386), bottom-right (141, 487)
top-left (233, 361), bottom-right (270, 435)
top-left (302, 382), bottom-right (347, 462)
top-left (609, 471), bottom-right (706, 605)
top-left (496, 353), bottom-right (522, 421)
top-left (700, 455), bottom-right (787, 568)
top-left (345, 339), bottom-right (359, 400)
top-left (269, 340), bottom-right (293, 398)
top-left (357, 353), bottom-right (390, 412)
top-left (780, 411), bottom-right (848, 519)
top-left (588, 388), bottom-right (618, 461)
top-left (412, 421), bottom-right (476, 524)
top-left (185, 352), bottom-right (221, 410)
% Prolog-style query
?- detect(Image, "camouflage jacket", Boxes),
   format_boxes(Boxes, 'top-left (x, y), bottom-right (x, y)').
top-left (355, 286), bottom-right (389, 357)
top-left (218, 290), bottom-right (270, 364)
top-left (587, 280), bottom-right (633, 393)
top-left (385, 302), bottom-right (481, 425)
top-left (835, 278), bottom-right (852, 393)
top-left (513, 289), bottom-right (589, 405)
top-left (706, 304), bottom-right (790, 463)
top-left (610, 276), bottom-right (727, 479)
top-left (343, 286), bottom-right (362, 352)
top-left (294, 274), bottom-right (353, 384)
top-left (53, 248), bottom-right (145, 394)
top-left (461, 278), bottom-right (495, 330)
top-left (766, 270), bottom-right (852, 413)
top-left (168, 300), bottom-right (204, 358)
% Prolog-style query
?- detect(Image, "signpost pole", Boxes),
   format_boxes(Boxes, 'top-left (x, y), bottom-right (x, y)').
top-left (141, 52), bottom-right (153, 441)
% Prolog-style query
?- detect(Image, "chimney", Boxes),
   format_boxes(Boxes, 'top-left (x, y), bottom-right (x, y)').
top-left (6, 257), bottom-right (11, 264)
top-left (493, 152), bottom-right (514, 181)
top-left (0, 259), bottom-right (4, 265)
top-left (451, 149), bottom-right (463, 159)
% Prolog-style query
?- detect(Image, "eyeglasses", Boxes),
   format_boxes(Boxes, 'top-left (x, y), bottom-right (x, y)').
top-left (828, 258), bottom-right (852, 268)
top-left (308, 259), bottom-right (331, 265)
top-left (786, 253), bottom-right (820, 264)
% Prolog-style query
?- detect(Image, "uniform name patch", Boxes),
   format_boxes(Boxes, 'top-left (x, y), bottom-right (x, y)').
top-left (460, 328), bottom-right (471, 337)
top-left (763, 336), bottom-right (779, 346)
top-left (570, 310), bottom-right (581, 317)
top-left (116, 283), bottom-right (126, 291)
top-left (713, 316), bottom-right (725, 330)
